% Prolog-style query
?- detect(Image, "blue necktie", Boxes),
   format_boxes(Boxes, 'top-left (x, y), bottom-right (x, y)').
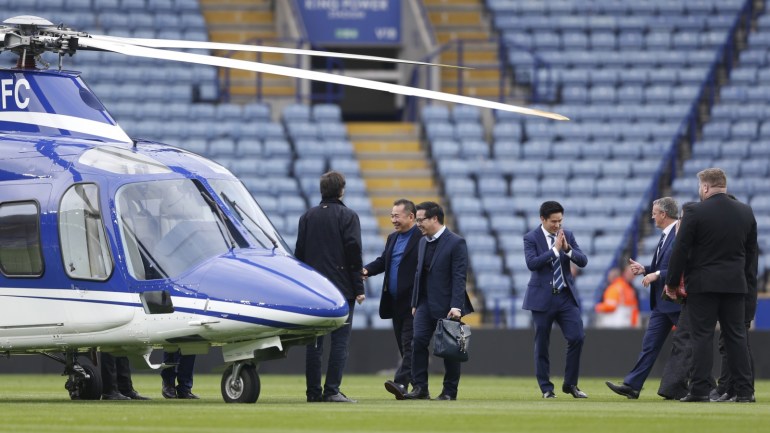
top-left (549, 234), bottom-right (565, 292)
top-left (654, 232), bottom-right (666, 265)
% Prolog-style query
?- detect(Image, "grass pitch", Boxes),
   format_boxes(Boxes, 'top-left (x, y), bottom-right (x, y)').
top-left (0, 374), bottom-right (767, 433)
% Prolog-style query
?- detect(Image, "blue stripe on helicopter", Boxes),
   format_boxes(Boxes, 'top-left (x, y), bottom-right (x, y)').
top-left (0, 295), bottom-right (343, 329)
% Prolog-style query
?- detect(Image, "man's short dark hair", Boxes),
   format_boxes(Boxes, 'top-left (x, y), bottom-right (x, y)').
top-left (393, 198), bottom-right (416, 217)
top-left (416, 201), bottom-right (444, 224)
top-left (539, 201), bottom-right (564, 219)
top-left (320, 171), bottom-right (345, 200)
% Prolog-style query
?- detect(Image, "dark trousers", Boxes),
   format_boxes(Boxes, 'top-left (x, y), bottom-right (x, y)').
top-left (716, 321), bottom-right (754, 396)
top-left (623, 310), bottom-right (679, 391)
top-left (411, 302), bottom-right (461, 397)
top-left (392, 312), bottom-right (414, 388)
top-left (658, 304), bottom-right (694, 399)
top-left (161, 351), bottom-right (196, 393)
top-left (530, 288), bottom-right (584, 393)
top-left (687, 293), bottom-right (753, 397)
top-left (306, 299), bottom-right (355, 398)
top-left (101, 352), bottom-right (134, 395)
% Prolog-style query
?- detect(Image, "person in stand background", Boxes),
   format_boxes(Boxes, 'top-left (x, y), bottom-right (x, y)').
top-left (522, 200), bottom-right (588, 399)
top-left (362, 199), bottom-right (421, 400)
top-left (161, 351), bottom-right (197, 399)
top-left (594, 265), bottom-right (639, 328)
top-left (296, 171), bottom-right (365, 403)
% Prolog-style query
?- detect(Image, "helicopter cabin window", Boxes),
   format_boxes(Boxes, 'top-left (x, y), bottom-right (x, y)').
top-left (116, 179), bottom-right (232, 280)
top-left (59, 184), bottom-right (113, 280)
top-left (0, 201), bottom-right (44, 277)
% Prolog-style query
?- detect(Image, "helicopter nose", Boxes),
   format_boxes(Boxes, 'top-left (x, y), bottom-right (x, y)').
top-left (190, 250), bottom-right (349, 330)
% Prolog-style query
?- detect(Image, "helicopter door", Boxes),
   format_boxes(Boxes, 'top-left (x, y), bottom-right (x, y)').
top-left (58, 183), bottom-right (134, 333)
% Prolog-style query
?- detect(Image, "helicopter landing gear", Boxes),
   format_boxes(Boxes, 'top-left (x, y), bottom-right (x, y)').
top-left (221, 362), bottom-right (260, 403)
top-left (45, 351), bottom-right (103, 400)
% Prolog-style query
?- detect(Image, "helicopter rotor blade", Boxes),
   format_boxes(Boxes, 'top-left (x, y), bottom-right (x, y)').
top-left (88, 34), bottom-right (471, 70)
top-left (79, 38), bottom-right (568, 121)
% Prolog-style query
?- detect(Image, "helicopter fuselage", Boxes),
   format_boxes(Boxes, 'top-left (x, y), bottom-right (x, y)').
top-left (0, 69), bottom-right (348, 365)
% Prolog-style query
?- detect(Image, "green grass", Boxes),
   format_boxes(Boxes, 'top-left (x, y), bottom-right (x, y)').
top-left (0, 374), bottom-right (767, 433)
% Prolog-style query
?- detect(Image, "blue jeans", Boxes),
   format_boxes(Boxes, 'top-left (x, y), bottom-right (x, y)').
top-left (306, 300), bottom-right (355, 398)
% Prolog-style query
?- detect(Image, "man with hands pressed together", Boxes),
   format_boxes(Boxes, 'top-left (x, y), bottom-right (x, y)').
top-left (522, 201), bottom-right (588, 399)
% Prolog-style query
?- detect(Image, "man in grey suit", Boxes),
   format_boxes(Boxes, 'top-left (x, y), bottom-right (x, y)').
top-left (403, 201), bottom-right (473, 401)
top-left (665, 168), bottom-right (758, 403)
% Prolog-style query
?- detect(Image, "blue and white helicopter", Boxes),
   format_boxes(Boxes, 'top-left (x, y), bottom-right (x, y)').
top-left (0, 16), bottom-right (566, 403)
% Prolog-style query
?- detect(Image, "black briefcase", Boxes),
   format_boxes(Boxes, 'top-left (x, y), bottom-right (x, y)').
top-left (433, 318), bottom-right (471, 362)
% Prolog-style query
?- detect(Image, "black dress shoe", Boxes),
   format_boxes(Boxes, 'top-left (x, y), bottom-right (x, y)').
top-left (177, 390), bottom-right (200, 400)
top-left (323, 392), bottom-right (356, 403)
top-left (384, 380), bottom-right (407, 400)
top-left (404, 386), bottom-right (430, 400)
top-left (122, 389), bottom-right (151, 400)
top-left (162, 383), bottom-right (177, 399)
top-left (434, 393), bottom-right (456, 401)
top-left (606, 381), bottom-right (640, 399)
top-left (307, 395), bottom-right (323, 402)
top-left (680, 394), bottom-right (710, 402)
top-left (708, 388), bottom-right (723, 402)
top-left (562, 385), bottom-right (588, 398)
top-left (716, 392), bottom-right (736, 402)
top-left (543, 390), bottom-right (556, 398)
top-left (102, 391), bottom-right (131, 400)
top-left (735, 394), bottom-right (755, 403)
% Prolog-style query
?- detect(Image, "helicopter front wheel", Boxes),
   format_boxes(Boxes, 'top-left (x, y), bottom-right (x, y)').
top-left (221, 362), bottom-right (260, 403)
top-left (64, 355), bottom-right (102, 400)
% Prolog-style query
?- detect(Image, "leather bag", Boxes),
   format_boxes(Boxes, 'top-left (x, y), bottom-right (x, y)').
top-left (433, 318), bottom-right (471, 362)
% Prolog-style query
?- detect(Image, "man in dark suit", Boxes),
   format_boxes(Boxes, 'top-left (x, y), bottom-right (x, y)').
top-left (523, 201), bottom-right (588, 399)
top-left (606, 197), bottom-right (682, 399)
top-left (100, 352), bottom-right (150, 400)
top-left (403, 201), bottom-right (473, 401)
top-left (296, 171), bottom-right (366, 403)
top-left (665, 168), bottom-right (757, 403)
top-left (711, 194), bottom-right (758, 402)
top-left (362, 199), bottom-right (421, 399)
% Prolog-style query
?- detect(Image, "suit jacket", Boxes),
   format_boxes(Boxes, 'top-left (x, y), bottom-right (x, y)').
top-left (411, 228), bottom-right (474, 319)
top-left (522, 226), bottom-right (588, 312)
top-left (295, 198), bottom-right (364, 300)
top-left (364, 226), bottom-right (421, 319)
top-left (666, 193), bottom-right (758, 296)
top-left (644, 225), bottom-right (681, 314)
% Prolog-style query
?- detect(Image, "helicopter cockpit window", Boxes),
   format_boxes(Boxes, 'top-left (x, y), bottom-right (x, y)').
top-left (59, 184), bottom-right (113, 281)
top-left (116, 179), bottom-right (232, 280)
top-left (208, 179), bottom-right (291, 254)
top-left (0, 201), bottom-right (44, 277)
top-left (79, 146), bottom-right (171, 175)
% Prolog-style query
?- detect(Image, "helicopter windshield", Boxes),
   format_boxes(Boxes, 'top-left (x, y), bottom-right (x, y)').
top-left (208, 179), bottom-right (291, 254)
top-left (115, 179), bottom-right (232, 280)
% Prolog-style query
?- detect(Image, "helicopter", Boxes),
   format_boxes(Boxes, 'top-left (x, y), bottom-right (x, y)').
top-left (0, 15), bottom-right (566, 403)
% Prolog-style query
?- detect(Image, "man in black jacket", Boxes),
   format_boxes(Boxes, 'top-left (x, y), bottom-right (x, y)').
top-left (296, 171), bottom-right (365, 403)
top-left (362, 199), bottom-right (421, 399)
top-left (665, 168), bottom-right (758, 403)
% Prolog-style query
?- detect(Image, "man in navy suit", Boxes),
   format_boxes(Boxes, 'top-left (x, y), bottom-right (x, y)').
top-left (523, 201), bottom-right (588, 399)
top-left (403, 201), bottom-right (473, 401)
top-left (362, 199), bottom-right (422, 399)
top-left (606, 197), bottom-right (682, 399)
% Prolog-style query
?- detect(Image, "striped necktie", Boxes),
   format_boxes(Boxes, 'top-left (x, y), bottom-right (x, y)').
top-left (548, 234), bottom-right (565, 292)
